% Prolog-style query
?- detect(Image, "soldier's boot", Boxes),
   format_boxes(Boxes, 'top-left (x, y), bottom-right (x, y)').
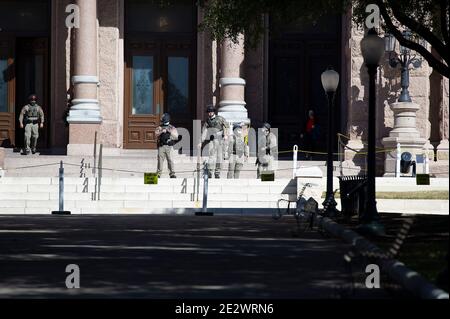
top-left (215, 162), bottom-right (221, 179)
top-left (206, 166), bottom-right (213, 179)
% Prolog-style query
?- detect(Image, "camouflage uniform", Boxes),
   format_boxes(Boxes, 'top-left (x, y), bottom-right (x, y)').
top-left (19, 103), bottom-right (45, 154)
top-left (227, 129), bottom-right (249, 179)
top-left (155, 124), bottom-right (178, 178)
top-left (257, 131), bottom-right (277, 178)
top-left (201, 115), bottom-right (229, 178)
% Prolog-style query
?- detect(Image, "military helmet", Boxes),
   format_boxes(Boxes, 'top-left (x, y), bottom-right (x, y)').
top-left (161, 113), bottom-right (170, 124)
top-left (206, 105), bottom-right (216, 113)
top-left (262, 122), bottom-right (271, 130)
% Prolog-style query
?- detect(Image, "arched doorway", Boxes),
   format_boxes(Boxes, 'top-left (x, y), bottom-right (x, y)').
top-left (268, 15), bottom-right (342, 158)
top-left (123, 0), bottom-right (197, 149)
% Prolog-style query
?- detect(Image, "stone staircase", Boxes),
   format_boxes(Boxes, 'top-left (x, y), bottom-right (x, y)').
top-left (0, 177), bottom-right (298, 215)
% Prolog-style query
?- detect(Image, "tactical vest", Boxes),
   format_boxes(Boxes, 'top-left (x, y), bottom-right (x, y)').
top-left (206, 116), bottom-right (224, 131)
top-left (158, 125), bottom-right (172, 146)
top-left (26, 105), bottom-right (40, 121)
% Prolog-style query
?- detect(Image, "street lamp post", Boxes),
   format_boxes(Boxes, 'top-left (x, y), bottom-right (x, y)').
top-left (321, 67), bottom-right (339, 216)
top-left (384, 29), bottom-right (424, 102)
top-left (359, 28), bottom-right (385, 236)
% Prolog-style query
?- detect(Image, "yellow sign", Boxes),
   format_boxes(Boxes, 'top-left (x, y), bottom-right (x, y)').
top-left (416, 174), bottom-right (430, 185)
top-left (144, 173), bottom-right (158, 185)
top-left (261, 171), bottom-right (275, 182)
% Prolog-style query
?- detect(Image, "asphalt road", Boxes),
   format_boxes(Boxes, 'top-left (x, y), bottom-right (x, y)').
top-left (0, 214), bottom-right (396, 299)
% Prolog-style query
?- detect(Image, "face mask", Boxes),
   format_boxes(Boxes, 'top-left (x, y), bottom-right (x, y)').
top-left (30, 101), bottom-right (36, 106)
top-left (209, 114), bottom-right (216, 120)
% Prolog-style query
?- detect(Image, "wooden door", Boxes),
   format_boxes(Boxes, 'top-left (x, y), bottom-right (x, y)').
top-left (124, 40), bottom-right (162, 149)
top-left (163, 39), bottom-right (194, 135)
top-left (0, 36), bottom-right (15, 148)
top-left (124, 38), bottom-right (195, 149)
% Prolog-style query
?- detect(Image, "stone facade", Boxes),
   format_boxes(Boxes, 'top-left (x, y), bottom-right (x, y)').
top-left (33, 1), bottom-right (449, 174)
top-left (343, 16), bottom-right (447, 174)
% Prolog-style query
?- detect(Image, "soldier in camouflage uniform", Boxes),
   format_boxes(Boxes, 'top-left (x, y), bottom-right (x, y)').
top-left (256, 122), bottom-right (278, 178)
top-left (18, 94), bottom-right (45, 155)
top-left (199, 105), bottom-right (229, 179)
top-left (227, 122), bottom-right (249, 179)
top-left (155, 113), bottom-right (179, 178)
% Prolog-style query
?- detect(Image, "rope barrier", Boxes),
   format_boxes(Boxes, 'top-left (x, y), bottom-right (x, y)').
top-left (5, 162), bottom-right (61, 170)
top-left (337, 133), bottom-right (388, 150)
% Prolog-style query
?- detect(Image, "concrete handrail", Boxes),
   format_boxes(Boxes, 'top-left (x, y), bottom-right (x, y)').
top-left (314, 215), bottom-right (449, 299)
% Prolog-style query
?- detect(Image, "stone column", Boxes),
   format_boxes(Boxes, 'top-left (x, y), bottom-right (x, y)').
top-left (437, 76), bottom-right (449, 160)
top-left (218, 35), bottom-right (249, 128)
top-left (67, 0), bottom-right (102, 155)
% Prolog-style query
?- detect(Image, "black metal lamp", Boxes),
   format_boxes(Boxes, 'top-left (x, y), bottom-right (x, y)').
top-left (359, 28), bottom-right (386, 236)
top-left (384, 29), bottom-right (424, 102)
top-left (321, 67), bottom-right (339, 216)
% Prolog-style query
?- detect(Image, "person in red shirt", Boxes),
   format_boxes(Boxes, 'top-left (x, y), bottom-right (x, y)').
top-left (300, 110), bottom-right (319, 159)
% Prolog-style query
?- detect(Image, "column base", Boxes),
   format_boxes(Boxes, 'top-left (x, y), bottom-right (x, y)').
top-left (67, 124), bottom-right (100, 156)
top-left (344, 138), bottom-right (366, 172)
top-left (423, 140), bottom-right (435, 160)
top-left (437, 140), bottom-right (449, 161)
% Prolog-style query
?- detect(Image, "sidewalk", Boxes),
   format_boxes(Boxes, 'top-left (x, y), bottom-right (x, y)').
top-left (0, 215), bottom-right (399, 298)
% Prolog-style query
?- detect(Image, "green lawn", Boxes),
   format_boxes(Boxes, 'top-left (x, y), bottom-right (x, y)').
top-left (349, 214), bottom-right (449, 292)
top-left (323, 191), bottom-right (449, 200)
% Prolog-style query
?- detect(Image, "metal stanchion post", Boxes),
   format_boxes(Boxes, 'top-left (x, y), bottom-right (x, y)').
top-left (98, 144), bottom-right (103, 201)
top-left (195, 161), bottom-right (213, 216)
top-left (93, 131), bottom-right (97, 176)
top-left (52, 161), bottom-right (71, 215)
top-left (196, 144), bottom-right (201, 202)
top-left (396, 142), bottom-right (401, 178)
top-left (292, 145), bottom-right (298, 178)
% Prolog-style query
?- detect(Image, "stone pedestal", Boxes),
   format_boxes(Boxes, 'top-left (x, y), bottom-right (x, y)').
top-left (382, 102), bottom-right (427, 176)
top-left (218, 36), bottom-right (249, 129)
top-left (344, 137), bottom-right (366, 171)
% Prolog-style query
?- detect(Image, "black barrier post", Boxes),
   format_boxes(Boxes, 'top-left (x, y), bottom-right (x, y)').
top-left (52, 161), bottom-right (71, 215)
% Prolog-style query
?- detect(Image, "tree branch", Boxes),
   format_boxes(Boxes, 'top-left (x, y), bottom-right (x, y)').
top-left (376, 0), bottom-right (449, 78)
top-left (386, 0), bottom-right (447, 63)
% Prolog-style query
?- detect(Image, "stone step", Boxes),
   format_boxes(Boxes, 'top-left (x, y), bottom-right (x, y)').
top-left (1, 176), bottom-right (447, 190)
top-left (2, 199), bottom-right (448, 215)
